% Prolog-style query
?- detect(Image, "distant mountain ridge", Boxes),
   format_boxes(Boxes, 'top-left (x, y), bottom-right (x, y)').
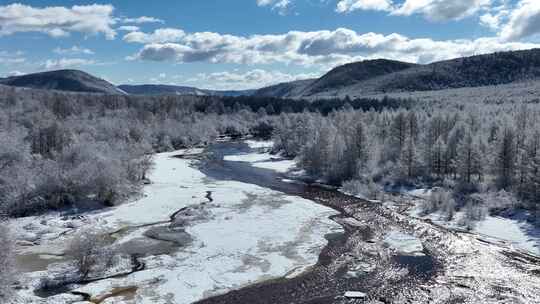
top-left (255, 48), bottom-right (540, 99)
top-left (5, 48), bottom-right (540, 99)
top-left (118, 84), bottom-right (254, 97)
top-left (301, 59), bottom-right (417, 96)
top-left (0, 70), bottom-right (254, 97)
top-left (0, 69), bottom-right (122, 95)
top-left (252, 79), bottom-right (316, 98)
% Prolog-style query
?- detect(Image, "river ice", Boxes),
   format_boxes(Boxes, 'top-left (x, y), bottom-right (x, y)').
top-left (11, 146), bottom-right (342, 303)
top-left (223, 140), bottom-right (297, 174)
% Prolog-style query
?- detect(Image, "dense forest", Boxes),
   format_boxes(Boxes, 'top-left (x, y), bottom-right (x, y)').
top-left (273, 101), bottom-right (540, 228)
top-left (1, 84), bottom-right (538, 222)
top-left (0, 86), bottom-right (415, 217)
top-left (0, 88), bottom-right (263, 217)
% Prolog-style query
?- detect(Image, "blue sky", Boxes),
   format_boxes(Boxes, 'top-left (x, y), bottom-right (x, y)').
top-left (1, 0), bottom-right (540, 90)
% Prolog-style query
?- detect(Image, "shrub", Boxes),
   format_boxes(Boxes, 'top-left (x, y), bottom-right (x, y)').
top-left (342, 179), bottom-right (381, 200)
top-left (420, 188), bottom-right (454, 216)
top-left (67, 229), bottom-right (115, 280)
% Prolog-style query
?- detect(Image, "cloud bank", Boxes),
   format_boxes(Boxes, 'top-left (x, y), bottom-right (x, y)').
top-left (336, 0), bottom-right (491, 21)
top-left (0, 3), bottom-right (117, 39)
top-left (125, 27), bottom-right (540, 68)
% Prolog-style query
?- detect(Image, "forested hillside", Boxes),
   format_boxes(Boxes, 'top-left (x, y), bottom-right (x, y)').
top-left (0, 70), bottom-right (122, 95)
top-left (255, 48), bottom-right (540, 99)
top-left (302, 59), bottom-right (417, 96)
top-left (118, 84), bottom-right (254, 97)
top-left (378, 49), bottom-right (540, 92)
top-left (253, 79), bottom-right (315, 98)
top-left (273, 101), bottom-right (540, 227)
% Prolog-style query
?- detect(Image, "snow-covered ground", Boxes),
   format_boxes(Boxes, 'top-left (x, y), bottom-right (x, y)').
top-left (474, 214), bottom-right (540, 255)
top-left (223, 141), bottom-right (540, 259)
top-left (406, 189), bottom-right (540, 256)
top-left (223, 140), bottom-right (297, 174)
top-left (11, 146), bottom-right (342, 303)
top-left (384, 231), bottom-right (424, 255)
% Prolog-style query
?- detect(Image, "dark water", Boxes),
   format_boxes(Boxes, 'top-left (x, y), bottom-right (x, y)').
top-left (393, 254), bottom-right (437, 278)
top-left (191, 141), bottom-right (442, 303)
top-left (201, 141), bottom-right (308, 196)
top-left (202, 141), bottom-right (437, 277)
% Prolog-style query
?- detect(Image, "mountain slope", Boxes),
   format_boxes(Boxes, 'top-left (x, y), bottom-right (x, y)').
top-left (253, 79), bottom-right (315, 98)
top-left (0, 70), bottom-right (122, 94)
top-left (256, 48), bottom-right (540, 99)
top-left (118, 84), bottom-right (208, 96)
top-left (302, 59), bottom-right (417, 97)
top-left (371, 48), bottom-right (540, 93)
top-left (118, 84), bottom-right (254, 97)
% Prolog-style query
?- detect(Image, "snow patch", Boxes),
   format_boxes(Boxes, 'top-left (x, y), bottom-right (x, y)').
top-left (384, 231), bottom-right (424, 255)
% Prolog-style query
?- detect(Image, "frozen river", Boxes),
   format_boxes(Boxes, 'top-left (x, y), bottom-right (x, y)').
top-left (13, 140), bottom-right (343, 303)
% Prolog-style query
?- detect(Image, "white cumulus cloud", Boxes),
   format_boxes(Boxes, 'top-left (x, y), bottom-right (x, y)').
top-left (336, 0), bottom-right (394, 13)
top-left (256, 0), bottom-right (292, 15)
top-left (336, 0), bottom-right (491, 22)
top-left (53, 46), bottom-right (95, 55)
top-left (125, 27), bottom-right (540, 68)
top-left (187, 69), bottom-right (318, 90)
top-left (499, 0), bottom-right (540, 41)
top-left (43, 58), bottom-right (96, 70)
top-left (121, 16), bottom-right (164, 24)
top-left (118, 26), bottom-right (140, 32)
top-left (0, 3), bottom-right (117, 39)
top-left (123, 28), bottom-right (186, 44)
top-left (0, 50), bottom-right (26, 65)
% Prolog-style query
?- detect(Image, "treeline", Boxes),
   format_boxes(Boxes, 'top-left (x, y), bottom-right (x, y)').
top-left (0, 87), bottom-right (272, 216)
top-left (273, 102), bottom-right (540, 224)
top-left (0, 84), bottom-right (415, 216)
top-left (215, 95), bottom-right (415, 115)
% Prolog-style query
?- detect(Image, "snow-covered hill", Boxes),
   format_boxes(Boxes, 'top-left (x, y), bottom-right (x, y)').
top-left (0, 70), bottom-right (123, 95)
top-left (255, 48), bottom-right (540, 100)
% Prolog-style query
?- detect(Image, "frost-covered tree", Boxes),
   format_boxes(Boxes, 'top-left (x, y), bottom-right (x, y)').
top-left (269, 101), bottom-right (540, 225)
top-left (68, 229), bottom-right (115, 280)
top-left (0, 223), bottom-right (14, 301)
top-left (495, 126), bottom-right (516, 190)
top-left (0, 87), bottom-right (273, 215)
top-left (455, 131), bottom-right (483, 185)
top-left (389, 110), bottom-right (408, 161)
top-left (342, 119), bottom-right (369, 180)
top-left (399, 137), bottom-right (421, 179)
top-left (527, 144), bottom-right (540, 209)
top-left (431, 137), bottom-right (446, 179)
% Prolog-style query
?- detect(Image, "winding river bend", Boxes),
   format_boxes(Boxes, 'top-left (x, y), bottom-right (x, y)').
top-left (19, 140), bottom-right (350, 303)
top-left (196, 141), bottom-right (439, 304)
top-left (18, 140), bottom-right (540, 303)
top-left (201, 141), bottom-right (540, 304)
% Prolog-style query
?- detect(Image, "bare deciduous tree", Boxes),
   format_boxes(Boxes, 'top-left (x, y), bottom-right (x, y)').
top-left (67, 229), bottom-right (114, 280)
top-left (0, 223), bottom-right (15, 301)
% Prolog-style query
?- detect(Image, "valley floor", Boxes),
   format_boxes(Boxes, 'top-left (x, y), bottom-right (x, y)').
top-left (10, 142), bottom-right (341, 303)
top-left (8, 139), bottom-right (540, 304)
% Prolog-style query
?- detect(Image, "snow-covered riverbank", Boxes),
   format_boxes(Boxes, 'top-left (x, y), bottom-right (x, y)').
top-left (221, 140), bottom-right (540, 259)
top-left (223, 140), bottom-right (297, 174)
top-left (405, 189), bottom-right (540, 256)
top-left (11, 144), bottom-right (342, 303)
